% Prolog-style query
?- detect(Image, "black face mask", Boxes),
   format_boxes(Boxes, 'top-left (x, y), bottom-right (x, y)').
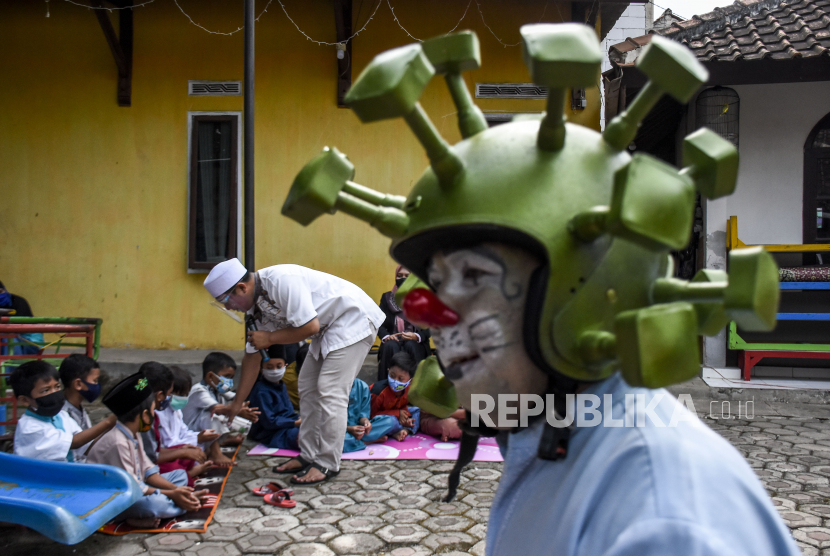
top-left (395, 277), bottom-right (406, 288)
top-left (31, 390), bottom-right (65, 418)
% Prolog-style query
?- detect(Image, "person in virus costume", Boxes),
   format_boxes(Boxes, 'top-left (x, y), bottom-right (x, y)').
top-left (282, 24), bottom-right (799, 556)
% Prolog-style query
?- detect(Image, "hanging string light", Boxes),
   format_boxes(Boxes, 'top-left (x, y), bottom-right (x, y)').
top-left (387, 0), bottom-right (473, 42)
top-left (172, 0), bottom-right (274, 35)
top-left (277, 0), bottom-right (383, 46)
top-left (62, 0), bottom-right (155, 9)
top-left (56, 0), bottom-right (557, 49)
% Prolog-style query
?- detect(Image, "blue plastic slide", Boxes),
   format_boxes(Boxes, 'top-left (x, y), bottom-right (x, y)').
top-left (0, 452), bottom-right (143, 544)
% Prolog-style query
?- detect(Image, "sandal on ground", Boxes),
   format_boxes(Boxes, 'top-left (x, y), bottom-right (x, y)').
top-left (253, 482), bottom-right (292, 496)
top-left (272, 455), bottom-right (310, 474)
top-left (263, 490), bottom-right (297, 508)
top-left (290, 463), bottom-right (339, 486)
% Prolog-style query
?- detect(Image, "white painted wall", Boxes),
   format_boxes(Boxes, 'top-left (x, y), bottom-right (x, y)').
top-left (727, 81), bottom-right (830, 244)
top-left (701, 80), bottom-right (830, 366)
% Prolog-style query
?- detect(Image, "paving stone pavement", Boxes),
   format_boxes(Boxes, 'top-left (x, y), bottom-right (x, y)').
top-left (6, 412), bottom-right (830, 555)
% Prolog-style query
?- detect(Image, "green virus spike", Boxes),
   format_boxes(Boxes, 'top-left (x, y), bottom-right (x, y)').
top-left (576, 330), bottom-right (617, 365)
top-left (408, 355), bottom-right (458, 418)
top-left (281, 147), bottom-right (410, 238)
top-left (521, 24), bottom-right (602, 151)
top-left (651, 247), bottom-right (779, 333)
top-left (681, 128), bottom-right (739, 199)
top-left (660, 269), bottom-right (731, 336)
top-left (568, 154), bottom-right (695, 251)
top-left (652, 271), bottom-right (730, 336)
top-left (724, 246), bottom-right (779, 331)
top-left (422, 31), bottom-right (488, 139)
top-left (615, 302), bottom-right (701, 388)
top-left (604, 35), bottom-right (708, 151)
top-left (689, 269), bottom-right (730, 336)
top-left (344, 43), bottom-right (464, 187)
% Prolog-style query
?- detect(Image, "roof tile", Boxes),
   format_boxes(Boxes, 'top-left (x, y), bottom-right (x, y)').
top-left (658, 0), bottom-right (830, 61)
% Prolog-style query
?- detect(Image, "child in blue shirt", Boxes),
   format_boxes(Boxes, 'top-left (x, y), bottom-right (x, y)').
top-left (343, 378), bottom-right (398, 453)
top-left (11, 360), bottom-right (115, 462)
top-left (248, 345), bottom-right (300, 450)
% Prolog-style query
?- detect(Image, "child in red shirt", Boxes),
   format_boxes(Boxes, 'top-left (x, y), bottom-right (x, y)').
top-left (369, 352), bottom-right (421, 441)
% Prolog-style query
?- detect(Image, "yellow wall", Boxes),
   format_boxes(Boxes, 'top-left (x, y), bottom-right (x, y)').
top-left (0, 0), bottom-right (600, 350)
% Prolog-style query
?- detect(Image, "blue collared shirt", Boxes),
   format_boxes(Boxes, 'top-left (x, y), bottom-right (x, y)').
top-left (486, 373), bottom-right (800, 556)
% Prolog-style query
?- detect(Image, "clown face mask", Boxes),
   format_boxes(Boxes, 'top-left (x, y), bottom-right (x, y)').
top-left (426, 243), bottom-right (549, 413)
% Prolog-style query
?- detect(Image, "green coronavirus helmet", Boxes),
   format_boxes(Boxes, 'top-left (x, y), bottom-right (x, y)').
top-left (283, 24), bottom-right (779, 393)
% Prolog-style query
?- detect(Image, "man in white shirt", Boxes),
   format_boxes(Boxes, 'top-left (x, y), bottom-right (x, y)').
top-left (204, 259), bottom-right (384, 485)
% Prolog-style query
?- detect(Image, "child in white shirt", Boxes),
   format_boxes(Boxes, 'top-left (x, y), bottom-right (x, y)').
top-left (11, 360), bottom-right (115, 462)
top-left (156, 366), bottom-right (220, 484)
top-left (182, 352), bottom-right (259, 467)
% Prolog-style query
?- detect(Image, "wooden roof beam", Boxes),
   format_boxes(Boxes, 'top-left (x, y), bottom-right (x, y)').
top-left (92, 0), bottom-right (132, 106)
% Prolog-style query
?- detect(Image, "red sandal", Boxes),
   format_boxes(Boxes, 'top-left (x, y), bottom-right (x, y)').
top-left (253, 482), bottom-right (292, 497)
top-left (263, 490), bottom-right (296, 508)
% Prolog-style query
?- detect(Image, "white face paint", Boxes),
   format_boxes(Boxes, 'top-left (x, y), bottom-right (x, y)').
top-left (426, 243), bottom-right (549, 413)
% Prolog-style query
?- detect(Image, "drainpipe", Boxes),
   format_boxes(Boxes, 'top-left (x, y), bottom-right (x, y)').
top-left (244, 0), bottom-right (255, 271)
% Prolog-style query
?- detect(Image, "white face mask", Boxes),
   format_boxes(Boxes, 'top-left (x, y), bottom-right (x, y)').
top-left (262, 367), bottom-right (286, 383)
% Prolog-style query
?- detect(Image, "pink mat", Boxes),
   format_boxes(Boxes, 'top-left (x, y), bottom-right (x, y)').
top-left (247, 433), bottom-right (503, 462)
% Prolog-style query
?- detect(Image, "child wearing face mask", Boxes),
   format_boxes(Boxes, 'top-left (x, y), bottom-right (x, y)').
top-left (155, 366), bottom-right (221, 485)
top-left (369, 352), bottom-right (421, 441)
top-left (182, 352), bottom-right (260, 467)
top-left (247, 345), bottom-right (301, 451)
top-left (10, 360), bottom-right (116, 462)
top-left (58, 354), bottom-right (103, 462)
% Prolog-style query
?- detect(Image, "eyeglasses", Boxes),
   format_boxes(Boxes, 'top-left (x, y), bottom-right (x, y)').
top-left (215, 286), bottom-right (236, 305)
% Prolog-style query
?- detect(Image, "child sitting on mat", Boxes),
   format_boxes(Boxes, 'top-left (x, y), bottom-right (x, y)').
top-left (88, 372), bottom-right (207, 529)
top-left (370, 352), bottom-right (420, 442)
top-left (140, 362), bottom-right (211, 473)
top-left (156, 366), bottom-right (221, 485)
top-left (58, 353), bottom-right (103, 463)
top-left (247, 344), bottom-right (301, 451)
top-left (11, 360), bottom-right (116, 462)
top-left (182, 352), bottom-right (260, 467)
top-left (344, 378), bottom-right (398, 452)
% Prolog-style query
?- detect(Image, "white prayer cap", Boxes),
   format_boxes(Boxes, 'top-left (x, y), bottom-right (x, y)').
top-left (204, 259), bottom-right (248, 297)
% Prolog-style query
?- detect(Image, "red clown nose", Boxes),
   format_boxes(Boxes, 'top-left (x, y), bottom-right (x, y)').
top-left (402, 289), bottom-right (460, 328)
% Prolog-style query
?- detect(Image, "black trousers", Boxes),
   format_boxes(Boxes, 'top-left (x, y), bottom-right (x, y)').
top-left (377, 339), bottom-right (429, 381)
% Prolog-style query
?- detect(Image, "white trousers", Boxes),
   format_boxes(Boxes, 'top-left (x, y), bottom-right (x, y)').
top-left (298, 332), bottom-right (375, 471)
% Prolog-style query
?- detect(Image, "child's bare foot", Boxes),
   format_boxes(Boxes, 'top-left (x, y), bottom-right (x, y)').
top-left (392, 430), bottom-right (409, 441)
top-left (126, 517), bottom-right (160, 529)
top-left (221, 433), bottom-right (245, 447)
top-left (365, 436), bottom-right (387, 444)
top-left (212, 453), bottom-right (237, 468)
top-left (189, 460), bottom-right (216, 477)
